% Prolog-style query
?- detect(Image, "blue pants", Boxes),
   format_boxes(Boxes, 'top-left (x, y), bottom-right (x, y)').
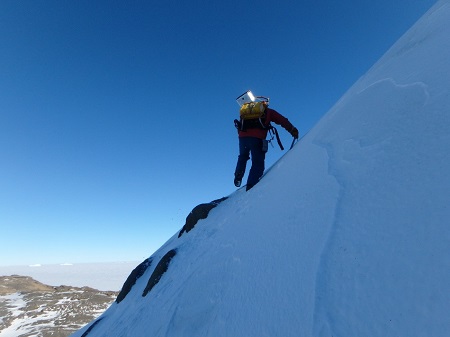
top-left (234, 137), bottom-right (266, 190)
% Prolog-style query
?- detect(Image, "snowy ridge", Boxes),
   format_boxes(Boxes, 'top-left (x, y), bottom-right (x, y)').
top-left (71, 1), bottom-right (450, 336)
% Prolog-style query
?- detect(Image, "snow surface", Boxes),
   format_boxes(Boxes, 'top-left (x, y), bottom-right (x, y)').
top-left (72, 1), bottom-right (450, 336)
top-left (0, 293), bottom-right (59, 337)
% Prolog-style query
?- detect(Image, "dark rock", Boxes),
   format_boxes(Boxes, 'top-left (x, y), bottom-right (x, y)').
top-left (0, 275), bottom-right (53, 294)
top-left (142, 249), bottom-right (177, 297)
top-left (116, 258), bottom-right (153, 303)
top-left (178, 197), bottom-right (228, 237)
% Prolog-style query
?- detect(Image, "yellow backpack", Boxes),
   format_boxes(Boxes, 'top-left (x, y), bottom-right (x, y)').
top-left (239, 101), bottom-right (268, 120)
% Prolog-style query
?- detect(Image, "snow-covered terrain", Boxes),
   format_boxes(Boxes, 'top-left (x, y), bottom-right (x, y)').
top-left (0, 263), bottom-right (134, 337)
top-left (70, 1), bottom-right (450, 336)
top-left (0, 276), bottom-right (117, 337)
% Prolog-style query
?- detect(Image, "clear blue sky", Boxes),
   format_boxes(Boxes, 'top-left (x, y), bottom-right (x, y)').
top-left (0, 0), bottom-right (436, 266)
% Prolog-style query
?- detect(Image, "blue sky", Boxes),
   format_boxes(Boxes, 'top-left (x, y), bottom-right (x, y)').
top-left (0, 0), bottom-right (436, 266)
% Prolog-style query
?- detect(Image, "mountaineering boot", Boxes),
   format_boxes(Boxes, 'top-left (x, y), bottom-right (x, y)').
top-left (234, 177), bottom-right (242, 187)
top-left (234, 171), bottom-right (244, 187)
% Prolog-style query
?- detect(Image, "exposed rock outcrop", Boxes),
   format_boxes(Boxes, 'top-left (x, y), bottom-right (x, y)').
top-left (142, 249), bottom-right (177, 297)
top-left (178, 197), bottom-right (228, 237)
top-left (116, 258), bottom-right (152, 303)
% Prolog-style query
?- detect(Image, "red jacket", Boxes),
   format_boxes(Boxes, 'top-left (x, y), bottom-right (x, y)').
top-left (238, 107), bottom-right (294, 139)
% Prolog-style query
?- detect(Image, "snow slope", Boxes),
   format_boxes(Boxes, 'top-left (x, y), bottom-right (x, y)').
top-left (72, 1), bottom-right (450, 336)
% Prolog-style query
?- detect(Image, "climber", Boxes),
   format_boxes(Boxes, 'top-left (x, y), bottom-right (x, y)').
top-left (234, 90), bottom-right (298, 191)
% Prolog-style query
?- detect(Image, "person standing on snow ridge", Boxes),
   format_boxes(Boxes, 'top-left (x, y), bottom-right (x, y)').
top-left (234, 91), bottom-right (299, 191)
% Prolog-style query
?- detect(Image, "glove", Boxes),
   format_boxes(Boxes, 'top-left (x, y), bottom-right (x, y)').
top-left (290, 127), bottom-right (299, 139)
top-left (234, 119), bottom-right (242, 131)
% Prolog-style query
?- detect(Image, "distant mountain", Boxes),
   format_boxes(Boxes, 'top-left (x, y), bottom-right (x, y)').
top-left (72, 1), bottom-right (450, 336)
top-left (0, 262), bottom-right (139, 291)
top-left (0, 275), bottom-right (117, 337)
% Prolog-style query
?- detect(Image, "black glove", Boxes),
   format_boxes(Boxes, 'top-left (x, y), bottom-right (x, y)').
top-left (234, 119), bottom-right (242, 131)
top-left (290, 127), bottom-right (299, 139)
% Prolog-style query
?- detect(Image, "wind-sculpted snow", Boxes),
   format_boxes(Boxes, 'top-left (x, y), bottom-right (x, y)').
top-left (309, 3), bottom-right (450, 334)
top-left (80, 318), bottom-right (103, 337)
top-left (311, 78), bottom-right (436, 336)
top-left (71, 2), bottom-right (450, 336)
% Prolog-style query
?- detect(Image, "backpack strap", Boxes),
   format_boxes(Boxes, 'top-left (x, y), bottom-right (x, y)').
top-left (236, 116), bottom-right (266, 131)
top-left (268, 125), bottom-right (284, 151)
top-left (234, 119), bottom-right (285, 150)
